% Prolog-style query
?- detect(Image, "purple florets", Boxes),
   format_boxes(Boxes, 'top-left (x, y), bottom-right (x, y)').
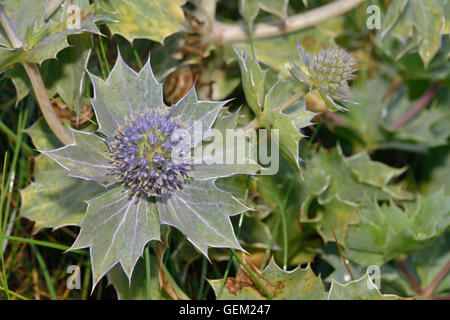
top-left (108, 110), bottom-right (192, 197)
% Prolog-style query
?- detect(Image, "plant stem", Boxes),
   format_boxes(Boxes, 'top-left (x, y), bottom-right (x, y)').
top-left (0, 285), bottom-right (28, 300)
top-left (0, 119), bottom-right (35, 155)
top-left (274, 87), bottom-right (308, 113)
top-left (99, 35), bottom-right (111, 75)
top-left (31, 243), bottom-right (58, 300)
top-left (331, 226), bottom-right (354, 281)
top-left (243, 0), bottom-right (256, 58)
top-left (270, 194), bottom-right (288, 271)
top-left (397, 259), bottom-right (422, 295)
top-left (2, 235), bottom-right (87, 255)
top-left (392, 83), bottom-right (439, 129)
top-left (243, 87), bottom-right (308, 134)
top-left (23, 63), bottom-right (74, 145)
top-left (211, 0), bottom-right (365, 43)
top-left (422, 261), bottom-right (450, 298)
top-left (0, 7), bottom-right (73, 145)
top-left (230, 250), bottom-right (273, 299)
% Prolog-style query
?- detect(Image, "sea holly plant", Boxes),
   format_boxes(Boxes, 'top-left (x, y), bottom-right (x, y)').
top-left (2, 0), bottom-right (450, 303)
top-left (40, 55), bottom-right (261, 286)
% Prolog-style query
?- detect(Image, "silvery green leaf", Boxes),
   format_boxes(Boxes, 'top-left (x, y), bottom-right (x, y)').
top-left (264, 79), bottom-right (316, 168)
top-left (42, 129), bottom-right (117, 187)
top-left (71, 185), bottom-right (160, 285)
top-left (192, 109), bottom-right (262, 179)
top-left (0, 0), bottom-right (107, 66)
top-left (89, 54), bottom-right (164, 137)
top-left (168, 86), bottom-right (227, 146)
top-left (21, 117), bottom-right (104, 232)
top-left (20, 155), bottom-right (104, 233)
top-left (328, 273), bottom-right (401, 300)
top-left (157, 180), bottom-right (247, 257)
top-left (234, 47), bottom-right (267, 115)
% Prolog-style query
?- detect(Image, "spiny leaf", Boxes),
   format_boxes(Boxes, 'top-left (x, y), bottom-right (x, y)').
top-left (20, 155), bottom-right (104, 233)
top-left (156, 180), bottom-right (247, 257)
top-left (336, 78), bottom-right (450, 153)
top-left (99, 0), bottom-right (186, 43)
top-left (71, 185), bottom-right (160, 285)
top-left (88, 53), bottom-right (164, 137)
top-left (299, 147), bottom-right (412, 244)
top-left (43, 33), bottom-right (92, 112)
top-left (378, 0), bottom-right (447, 67)
top-left (263, 78), bottom-right (316, 168)
top-left (0, 0), bottom-right (106, 68)
top-left (20, 118), bottom-right (103, 233)
top-left (41, 130), bottom-right (117, 187)
top-left (6, 33), bottom-right (93, 107)
top-left (235, 48), bottom-right (317, 168)
top-left (345, 190), bottom-right (450, 266)
top-left (234, 47), bottom-right (267, 115)
top-left (328, 274), bottom-right (401, 300)
top-left (210, 258), bottom-right (327, 300)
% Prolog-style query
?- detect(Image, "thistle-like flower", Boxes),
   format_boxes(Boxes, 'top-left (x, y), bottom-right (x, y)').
top-left (107, 111), bottom-right (192, 197)
top-left (290, 42), bottom-right (358, 110)
top-left (42, 55), bottom-right (260, 286)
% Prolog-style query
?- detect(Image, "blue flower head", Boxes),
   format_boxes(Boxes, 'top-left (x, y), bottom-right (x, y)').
top-left (108, 110), bottom-right (192, 197)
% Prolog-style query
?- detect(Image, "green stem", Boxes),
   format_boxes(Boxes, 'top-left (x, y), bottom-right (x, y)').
top-left (2, 109), bottom-right (27, 232)
top-left (81, 260), bottom-right (91, 300)
top-left (230, 249), bottom-right (273, 300)
top-left (0, 285), bottom-right (28, 300)
top-left (273, 86), bottom-right (308, 113)
top-left (0, 118), bottom-right (35, 156)
top-left (198, 257), bottom-right (208, 300)
top-left (243, 86), bottom-right (309, 134)
top-left (243, 0), bottom-right (256, 58)
top-left (132, 46), bottom-right (143, 69)
top-left (271, 194), bottom-right (288, 271)
top-left (31, 244), bottom-right (58, 300)
top-left (99, 35), bottom-right (111, 75)
top-left (2, 235), bottom-right (87, 255)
